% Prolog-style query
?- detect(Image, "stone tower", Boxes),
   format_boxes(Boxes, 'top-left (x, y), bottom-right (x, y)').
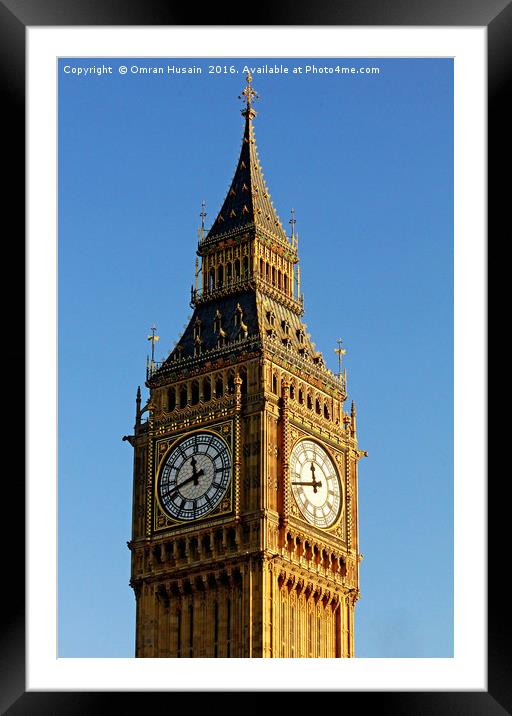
top-left (126, 74), bottom-right (365, 658)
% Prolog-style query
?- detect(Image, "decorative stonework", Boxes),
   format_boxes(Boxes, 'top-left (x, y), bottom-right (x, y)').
top-left (128, 75), bottom-right (362, 659)
top-left (145, 414), bottom-right (154, 539)
top-left (345, 452), bottom-right (352, 549)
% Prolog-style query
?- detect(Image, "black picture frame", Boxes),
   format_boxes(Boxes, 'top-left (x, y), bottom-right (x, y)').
top-left (3, 0), bottom-right (499, 711)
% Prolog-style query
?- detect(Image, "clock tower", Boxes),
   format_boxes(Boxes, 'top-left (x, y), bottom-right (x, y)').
top-left (126, 74), bottom-right (365, 658)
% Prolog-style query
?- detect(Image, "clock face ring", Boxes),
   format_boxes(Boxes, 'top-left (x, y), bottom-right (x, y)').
top-left (158, 431), bottom-right (231, 521)
top-left (289, 439), bottom-right (342, 529)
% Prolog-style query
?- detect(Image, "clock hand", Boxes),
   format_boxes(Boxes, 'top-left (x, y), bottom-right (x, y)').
top-left (166, 458), bottom-right (205, 496)
top-left (310, 462), bottom-right (321, 493)
top-left (291, 463), bottom-right (323, 494)
top-left (291, 480), bottom-right (323, 491)
top-left (189, 456), bottom-right (204, 486)
top-left (166, 473), bottom-right (199, 496)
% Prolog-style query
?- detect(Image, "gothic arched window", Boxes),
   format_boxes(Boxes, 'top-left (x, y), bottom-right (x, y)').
top-left (203, 377), bottom-right (211, 402)
top-left (213, 310), bottom-right (222, 334)
top-left (193, 318), bottom-right (202, 339)
top-left (235, 303), bottom-right (243, 327)
top-left (239, 368), bottom-right (248, 395)
top-left (168, 387), bottom-right (176, 411)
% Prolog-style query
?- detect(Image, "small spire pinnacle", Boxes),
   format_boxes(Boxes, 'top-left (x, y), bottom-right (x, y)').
top-left (147, 325), bottom-right (159, 364)
top-left (200, 200), bottom-right (207, 239)
top-left (239, 72), bottom-right (258, 119)
top-left (335, 338), bottom-right (347, 377)
top-left (289, 208), bottom-right (296, 245)
top-left (136, 386), bottom-right (141, 426)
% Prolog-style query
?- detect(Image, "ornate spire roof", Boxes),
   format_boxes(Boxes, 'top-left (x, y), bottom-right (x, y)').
top-left (148, 76), bottom-right (346, 399)
top-left (202, 73), bottom-right (289, 248)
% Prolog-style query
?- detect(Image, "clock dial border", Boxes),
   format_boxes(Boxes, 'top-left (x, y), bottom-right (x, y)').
top-left (153, 425), bottom-right (233, 531)
top-left (288, 436), bottom-right (344, 531)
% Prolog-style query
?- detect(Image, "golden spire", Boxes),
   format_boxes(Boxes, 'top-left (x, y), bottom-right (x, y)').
top-left (334, 338), bottom-right (346, 376)
top-left (289, 208), bottom-right (296, 246)
top-left (200, 200), bottom-right (207, 240)
top-left (147, 325), bottom-right (159, 364)
top-left (239, 72), bottom-right (258, 119)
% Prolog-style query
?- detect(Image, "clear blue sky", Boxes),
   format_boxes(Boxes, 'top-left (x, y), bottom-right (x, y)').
top-left (58, 57), bottom-right (453, 658)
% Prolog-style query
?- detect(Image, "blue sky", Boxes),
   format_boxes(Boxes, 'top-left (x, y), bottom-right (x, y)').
top-left (58, 57), bottom-right (453, 658)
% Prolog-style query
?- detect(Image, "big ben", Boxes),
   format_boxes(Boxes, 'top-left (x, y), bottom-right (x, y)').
top-left (125, 73), bottom-right (365, 658)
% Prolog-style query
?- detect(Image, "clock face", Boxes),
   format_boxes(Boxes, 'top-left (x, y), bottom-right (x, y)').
top-left (289, 439), bottom-right (342, 529)
top-left (158, 432), bottom-right (231, 521)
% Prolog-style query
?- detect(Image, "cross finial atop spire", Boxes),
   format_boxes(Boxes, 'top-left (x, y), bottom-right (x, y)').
top-left (200, 200), bottom-right (207, 239)
top-left (147, 325), bottom-right (159, 363)
top-left (239, 72), bottom-right (258, 119)
top-left (290, 208), bottom-right (298, 248)
top-left (334, 338), bottom-right (347, 377)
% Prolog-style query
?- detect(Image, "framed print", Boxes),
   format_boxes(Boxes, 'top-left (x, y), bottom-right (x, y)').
top-left (3, 0), bottom-right (500, 711)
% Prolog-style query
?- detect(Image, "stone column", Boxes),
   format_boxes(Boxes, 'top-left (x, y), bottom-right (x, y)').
top-left (234, 375), bottom-right (242, 520)
top-left (280, 379), bottom-right (290, 525)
